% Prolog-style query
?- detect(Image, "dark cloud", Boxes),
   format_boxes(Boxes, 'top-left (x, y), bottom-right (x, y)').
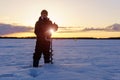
top-left (82, 23), bottom-right (120, 32)
top-left (0, 23), bottom-right (33, 35)
top-left (105, 23), bottom-right (120, 31)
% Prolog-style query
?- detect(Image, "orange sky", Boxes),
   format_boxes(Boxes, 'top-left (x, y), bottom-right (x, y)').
top-left (0, 0), bottom-right (120, 38)
top-left (3, 30), bottom-right (120, 38)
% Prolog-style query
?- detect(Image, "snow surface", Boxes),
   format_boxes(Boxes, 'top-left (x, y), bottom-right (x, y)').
top-left (0, 39), bottom-right (120, 80)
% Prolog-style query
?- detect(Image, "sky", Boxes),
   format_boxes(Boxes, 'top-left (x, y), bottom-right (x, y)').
top-left (0, 0), bottom-right (120, 38)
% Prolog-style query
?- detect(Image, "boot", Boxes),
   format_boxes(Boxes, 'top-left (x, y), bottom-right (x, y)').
top-left (44, 55), bottom-right (51, 64)
top-left (33, 60), bottom-right (39, 67)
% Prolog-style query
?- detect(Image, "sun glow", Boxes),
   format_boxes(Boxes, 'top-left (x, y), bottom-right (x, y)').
top-left (49, 29), bottom-right (54, 34)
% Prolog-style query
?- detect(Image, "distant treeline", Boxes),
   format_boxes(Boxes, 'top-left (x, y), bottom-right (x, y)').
top-left (0, 36), bottom-right (120, 39)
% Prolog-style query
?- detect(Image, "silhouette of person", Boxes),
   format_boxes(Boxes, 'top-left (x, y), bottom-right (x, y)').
top-left (33, 10), bottom-right (58, 67)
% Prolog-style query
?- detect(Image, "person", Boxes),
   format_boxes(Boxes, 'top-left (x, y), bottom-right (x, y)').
top-left (33, 10), bottom-right (58, 67)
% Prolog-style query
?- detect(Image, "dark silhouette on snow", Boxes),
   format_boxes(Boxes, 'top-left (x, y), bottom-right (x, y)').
top-left (33, 10), bottom-right (58, 67)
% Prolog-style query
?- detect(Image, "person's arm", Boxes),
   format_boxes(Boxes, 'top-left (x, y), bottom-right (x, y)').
top-left (34, 21), bottom-right (39, 35)
top-left (34, 21), bottom-right (44, 36)
top-left (52, 23), bottom-right (58, 32)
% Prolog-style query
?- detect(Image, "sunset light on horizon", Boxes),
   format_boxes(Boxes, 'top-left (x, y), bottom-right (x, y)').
top-left (0, 0), bottom-right (120, 38)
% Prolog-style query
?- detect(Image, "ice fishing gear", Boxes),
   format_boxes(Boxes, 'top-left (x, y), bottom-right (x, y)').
top-left (50, 38), bottom-right (53, 64)
top-left (45, 29), bottom-right (54, 64)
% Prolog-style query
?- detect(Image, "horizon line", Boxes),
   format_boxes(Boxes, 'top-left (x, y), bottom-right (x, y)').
top-left (0, 36), bottom-right (120, 39)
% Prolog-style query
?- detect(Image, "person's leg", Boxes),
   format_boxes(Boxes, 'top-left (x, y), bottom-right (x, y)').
top-left (33, 53), bottom-right (41, 67)
top-left (43, 42), bottom-right (50, 64)
top-left (43, 51), bottom-right (50, 63)
top-left (33, 40), bottom-right (42, 67)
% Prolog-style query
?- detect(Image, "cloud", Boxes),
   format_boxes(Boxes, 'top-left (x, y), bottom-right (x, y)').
top-left (0, 23), bottom-right (120, 36)
top-left (0, 23), bottom-right (33, 35)
top-left (82, 28), bottom-right (105, 32)
top-left (105, 23), bottom-right (120, 31)
top-left (82, 23), bottom-right (120, 32)
top-left (57, 26), bottom-right (83, 33)
top-left (58, 23), bottom-right (120, 33)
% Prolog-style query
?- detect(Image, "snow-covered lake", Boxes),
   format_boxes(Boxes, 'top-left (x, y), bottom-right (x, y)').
top-left (0, 39), bottom-right (120, 80)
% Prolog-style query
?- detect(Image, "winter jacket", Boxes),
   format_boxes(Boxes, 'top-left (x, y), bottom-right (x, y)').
top-left (34, 17), bottom-right (58, 40)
